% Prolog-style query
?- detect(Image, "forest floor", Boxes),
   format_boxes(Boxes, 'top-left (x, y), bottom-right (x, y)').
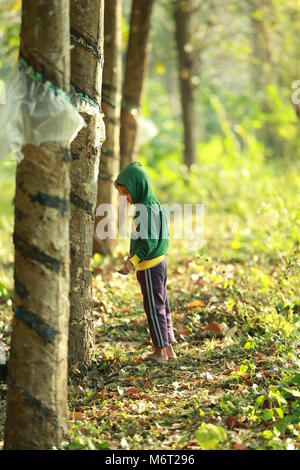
top-left (0, 160), bottom-right (299, 450)
top-left (63, 236), bottom-right (299, 451)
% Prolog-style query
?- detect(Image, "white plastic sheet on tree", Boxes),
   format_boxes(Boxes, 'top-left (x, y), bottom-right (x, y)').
top-left (0, 65), bottom-right (86, 162)
top-left (139, 116), bottom-right (158, 146)
top-left (70, 90), bottom-right (106, 144)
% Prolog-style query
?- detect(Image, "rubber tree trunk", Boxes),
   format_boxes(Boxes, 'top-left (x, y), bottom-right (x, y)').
top-left (174, 0), bottom-right (197, 169)
top-left (249, 0), bottom-right (277, 152)
top-left (93, 0), bottom-right (122, 255)
top-left (4, 0), bottom-right (71, 450)
top-left (120, 0), bottom-right (154, 170)
top-left (69, 0), bottom-right (105, 370)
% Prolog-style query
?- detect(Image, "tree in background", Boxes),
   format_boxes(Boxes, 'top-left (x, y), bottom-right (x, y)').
top-left (120, 0), bottom-right (155, 169)
top-left (248, 0), bottom-right (278, 153)
top-left (173, 0), bottom-right (199, 169)
top-left (93, 0), bottom-right (122, 255)
top-left (4, 0), bottom-right (71, 449)
top-left (69, 0), bottom-right (105, 370)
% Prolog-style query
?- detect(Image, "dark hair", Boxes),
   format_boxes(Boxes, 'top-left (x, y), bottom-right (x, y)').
top-left (116, 183), bottom-right (127, 190)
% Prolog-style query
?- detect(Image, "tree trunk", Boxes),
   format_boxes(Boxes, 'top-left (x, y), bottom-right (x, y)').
top-left (4, 0), bottom-right (71, 450)
top-left (120, 0), bottom-right (154, 170)
top-left (69, 0), bottom-right (105, 370)
top-left (174, 0), bottom-right (197, 168)
top-left (93, 0), bottom-right (122, 255)
top-left (249, 0), bottom-right (278, 153)
top-left (249, 0), bottom-right (273, 90)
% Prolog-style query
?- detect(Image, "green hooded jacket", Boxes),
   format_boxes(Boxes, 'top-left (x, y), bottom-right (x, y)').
top-left (114, 162), bottom-right (169, 262)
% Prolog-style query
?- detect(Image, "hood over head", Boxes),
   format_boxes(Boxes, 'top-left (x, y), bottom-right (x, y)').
top-left (114, 162), bottom-right (157, 204)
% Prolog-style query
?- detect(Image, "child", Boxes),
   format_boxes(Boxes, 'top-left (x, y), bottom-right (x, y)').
top-left (114, 162), bottom-right (176, 362)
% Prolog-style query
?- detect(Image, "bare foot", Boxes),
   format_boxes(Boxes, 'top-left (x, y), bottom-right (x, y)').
top-left (144, 354), bottom-right (168, 363)
top-left (144, 347), bottom-right (168, 362)
top-left (165, 344), bottom-right (177, 359)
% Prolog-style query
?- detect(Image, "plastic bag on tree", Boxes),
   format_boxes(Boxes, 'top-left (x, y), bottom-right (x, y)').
top-left (139, 116), bottom-right (158, 146)
top-left (0, 61), bottom-right (86, 162)
top-left (70, 87), bottom-right (106, 144)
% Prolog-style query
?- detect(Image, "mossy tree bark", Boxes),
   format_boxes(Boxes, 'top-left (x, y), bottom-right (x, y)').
top-left (69, 0), bottom-right (105, 370)
top-left (93, 0), bottom-right (122, 255)
top-left (174, 0), bottom-right (197, 169)
top-left (4, 0), bottom-right (71, 450)
top-left (120, 0), bottom-right (154, 170)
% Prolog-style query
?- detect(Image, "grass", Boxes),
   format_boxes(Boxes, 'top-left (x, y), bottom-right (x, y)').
top-left (0, 150), bottom-right (299, 450)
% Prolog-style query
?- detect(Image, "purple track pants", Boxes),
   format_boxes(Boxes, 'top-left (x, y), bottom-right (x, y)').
top-left (136, 259), bottom-right (176, 348)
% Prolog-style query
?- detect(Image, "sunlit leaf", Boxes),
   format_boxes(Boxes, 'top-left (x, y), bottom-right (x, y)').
top-left (195, 423), bottom-right (227, 450)
top-left (263, 409), bottom-right (274, 421)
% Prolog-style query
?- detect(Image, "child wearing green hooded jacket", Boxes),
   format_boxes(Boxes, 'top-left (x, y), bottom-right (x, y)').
top-left (114, 162), bottom-right (176, 362)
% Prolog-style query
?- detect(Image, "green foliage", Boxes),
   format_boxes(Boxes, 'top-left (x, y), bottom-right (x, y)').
top-left (140, 0), bottom-right (300, 166)
top-left (195, 423), bottom-right (227, 450)
top-left (0, 161), bottom-right (15, 270)
top-left (0, 1), bottom-right (21, 75)
top-left (60, 422), bottom-right (110, 450)
top-left (0, 280), bottom-right (13, 302)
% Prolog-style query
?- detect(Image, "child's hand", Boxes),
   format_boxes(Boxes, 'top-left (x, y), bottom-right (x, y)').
top-left (117, 258), bottom-right (135, 275)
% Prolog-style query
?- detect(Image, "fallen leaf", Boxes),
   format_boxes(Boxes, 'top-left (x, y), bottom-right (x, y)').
top-left (93, 390), bottom-right (106, 400)
top-left (210, 281), bottom-right (220, 288)
top-left (120, 437), bottom-right (129, 449)
top-left (72, 411), bottom-right (85, 420)
top-left (223, 365), bottom-right (239, 375)
top-left (242, 376), bottom-right (254, 386)
top-left (202, 322), bottom-right (224, 336)
top-left (176, 323), bottom-right (191, 335)
top-left (181, 440), bottom-right (199, 449)
top-left (93, 300), bottom-right (106, 309)
top-left (226, 415), bottom-right (248, 430)
top-left (173, 266), bottom-right (185, 274)
top-left (132, 357), bottom-right (143, 364)
top-left (120, 306), bottom-right (131, 313)
top-left (204, 372), bottom-right (213, 381)
top-left (263, 369), bottom-right (280, 378)
top-left (223, 368), bottom-right (236, 375)
top-left (188, 300), bottom-right (205, 309)
top-left (107, 404), bottom-right (119, 410)
top-left (93, 268), bottom-right (103, 276)
top-left (226, 416), bottom-right (238, 429)
top-left (126, 387), bottom-right (141, 395)
top-left (233, 443), bottom-right (249, 450)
